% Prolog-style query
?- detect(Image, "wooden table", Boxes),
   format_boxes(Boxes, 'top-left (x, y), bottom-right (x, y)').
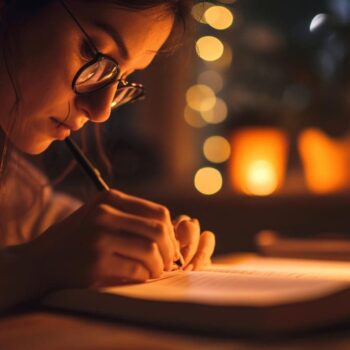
top-left (1, 309), bottom-right (350, 350)
top-left (1, 254), bottom-right (350, 349)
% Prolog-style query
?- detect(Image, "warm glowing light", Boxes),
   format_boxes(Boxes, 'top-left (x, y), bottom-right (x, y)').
top-left (310, 13), bottom-right (328, 32)
top-left (209, 42), bottom-right (233, 69)
top-left (186, 84), bottom-right (216, 112)
top-left (111, 101), bottom-right (117, 108)
top-left (200, 98), bottom-right (228, 124)
top-left (246, 160), bottom-right (278, 196)
top-left (229, 128), bottom-right (288, 196)
top-left (184, 106), bottom-right (207, 128)
top-left (203, 136), bottom-right (231, 163)
top-left (298, 128), bottom-right (350, 194)
top-left (194, 167), bottom-right (223, 195)
top-left (196, 36), bottom-right (224, 62)
top-left (198, 70), bottom-right (224, 93)
top-left (204, 6), bottom-right (234, 30)
top-left (191, 2), bottom-right (213, 23)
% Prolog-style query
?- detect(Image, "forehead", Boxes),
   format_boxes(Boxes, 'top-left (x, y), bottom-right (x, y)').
top-left (73, 2), bottom-right (175, 69)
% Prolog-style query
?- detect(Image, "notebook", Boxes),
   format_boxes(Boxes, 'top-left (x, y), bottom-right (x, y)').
top-left (42, 255), bottom-right (350, 335)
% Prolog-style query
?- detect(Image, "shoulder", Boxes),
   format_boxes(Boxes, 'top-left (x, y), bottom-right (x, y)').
top-left (0, 150), bottom-right (82, 246)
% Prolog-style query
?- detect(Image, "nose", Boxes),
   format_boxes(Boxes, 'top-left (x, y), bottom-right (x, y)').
top-left (75, 84), bottom-right (117, 123)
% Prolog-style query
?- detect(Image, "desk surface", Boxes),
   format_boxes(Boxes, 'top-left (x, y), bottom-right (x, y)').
top-left (1, 255), bottom-right (350, 349)
top-left (1, 310), bottom-right (350, 350)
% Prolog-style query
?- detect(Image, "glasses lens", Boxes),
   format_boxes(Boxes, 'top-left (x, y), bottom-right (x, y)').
top-left (75, 57), bottom-right (119, 93)
top-left (111, 84), bottom-right (145, 109)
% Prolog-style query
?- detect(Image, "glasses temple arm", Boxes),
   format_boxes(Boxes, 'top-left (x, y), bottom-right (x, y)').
top-left (58, 0), bottom-right (99, 53)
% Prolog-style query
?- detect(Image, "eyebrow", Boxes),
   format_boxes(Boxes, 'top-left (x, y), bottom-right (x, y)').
top-left (93, 20), bottom-right (130, 61)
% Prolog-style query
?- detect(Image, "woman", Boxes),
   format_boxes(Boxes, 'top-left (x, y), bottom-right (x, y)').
top-left (0, 0), bottom-right (216, 311)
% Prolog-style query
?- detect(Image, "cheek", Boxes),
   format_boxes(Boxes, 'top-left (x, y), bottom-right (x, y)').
top-left (18, 59), bottom-right (76, 119)
top-left (5, 58), bottom-right (78, 154)
top-left (17, 33), bottom-right (82, 117)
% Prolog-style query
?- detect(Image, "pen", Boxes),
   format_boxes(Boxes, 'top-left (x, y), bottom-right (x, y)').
top-left (64, 136), bottom-right (184, 268)
top-left (65, 137), bottom-right (109, 191)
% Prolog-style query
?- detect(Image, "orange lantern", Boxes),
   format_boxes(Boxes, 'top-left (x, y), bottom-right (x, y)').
top-left (229, 127), bottom-right (289, 196)
top-left (298, 128), bottom-right (350, 194)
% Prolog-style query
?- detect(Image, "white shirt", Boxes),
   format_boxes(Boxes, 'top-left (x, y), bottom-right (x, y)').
top-left (0, 152), bottom-right (82, 248)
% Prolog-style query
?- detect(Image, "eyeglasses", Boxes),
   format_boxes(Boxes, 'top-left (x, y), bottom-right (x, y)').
top-left (59, 0), bottom-right (145, 110)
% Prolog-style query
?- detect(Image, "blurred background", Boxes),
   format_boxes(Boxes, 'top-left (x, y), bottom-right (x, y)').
top-left (35, 0), bottom-right (350, 256)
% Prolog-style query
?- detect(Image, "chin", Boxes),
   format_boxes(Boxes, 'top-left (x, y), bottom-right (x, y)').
top-left (13, 138), bottom-right (54, 155)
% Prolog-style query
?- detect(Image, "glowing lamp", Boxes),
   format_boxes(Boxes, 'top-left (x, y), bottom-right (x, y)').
top-left (229, 128), bottom-right (288, 196)
top-left (298, 128), bottom-right (350, 194)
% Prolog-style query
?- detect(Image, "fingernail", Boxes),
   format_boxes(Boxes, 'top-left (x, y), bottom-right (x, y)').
top-left (166, 263), bottom-right (172, 271)
top-left (184, 263), bottom-right (193, 272)
top-left (171, 263), bottom-right (180, 271)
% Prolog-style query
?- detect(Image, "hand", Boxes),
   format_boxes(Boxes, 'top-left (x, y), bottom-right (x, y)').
top-left (25, 189), bottom-right (180, 290)
top-left (173, 215), bottom-right (215, 271)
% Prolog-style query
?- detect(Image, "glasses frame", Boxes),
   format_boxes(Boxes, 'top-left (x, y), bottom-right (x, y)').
top-left (59, 0), bottom-right (145, 109)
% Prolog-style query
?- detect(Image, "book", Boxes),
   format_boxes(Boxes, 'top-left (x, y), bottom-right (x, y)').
top-left (42, 255), bottom-right (350, 335)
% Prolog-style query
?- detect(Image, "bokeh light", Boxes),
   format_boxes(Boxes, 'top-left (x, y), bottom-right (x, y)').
top-left (196, 36), bottom-right (224, 62)
top-left (229, 128), bottom-right (288, 196)
top-left (194, 167), bottom-right (223, 195)
top-left (203, 136), bottom-right (231, 163)
top-left (310, 13), bottom-right (328, 32)
top-left (191, 2), bottom-right (213, 23)
top-left (186, 84), bottom-right (216, 112)
top-left (184, 106), bottom-right (207, 128)
top-left (246, 160), bottom-right (278, 196)
top-left (197, 70), bottom-right (224, 93)
top-left (204, 6), bottom-right (234, 30)
top-left (298, 128), bottom-right (350, 194)
top-left (200, 97), bottom-right (228, 124)
top-left (207, 42), bottom-right (233, 69)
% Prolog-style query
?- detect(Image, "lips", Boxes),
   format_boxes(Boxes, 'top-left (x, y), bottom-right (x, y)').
top-left (48, 117), bottom-right (70, 140)
top-left (50, 117), bottom-right (71, 129)
top-left (50, 117), bottom-right (83, 132)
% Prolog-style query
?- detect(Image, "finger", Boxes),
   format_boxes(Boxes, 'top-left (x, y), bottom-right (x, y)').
top-left (94, 204), bottom-right (175, 270)
top-left (101, 190), bottom-right (179, 258)
top-left (175, 219), bottom-right (200, 265)
top-left (172, 215), bottom-right (191, 230)
top-left (172, 215), bottom-right (193, 264)
top-left (94, 253), bottom-right (150, 287)
top-left (98, 232), bottom-right (164, 279)
top-left (101, 189), bottom-right (173, 223)
top-left (190, 231), bottom-right (216, 270)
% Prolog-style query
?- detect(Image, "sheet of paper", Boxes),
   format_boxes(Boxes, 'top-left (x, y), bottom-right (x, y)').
top-left (102, 257), bottom-right (350, 306)
top-left (206, 256), bottom-right (350, 281)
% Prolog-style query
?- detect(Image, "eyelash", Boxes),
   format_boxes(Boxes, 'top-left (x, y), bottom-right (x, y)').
top-left (80, 39), bottom-right (95, 61)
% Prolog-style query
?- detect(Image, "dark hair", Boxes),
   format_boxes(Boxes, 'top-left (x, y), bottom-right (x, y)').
top-left (0, 0), bottom-right (193, 183)
top-left (3, 1), bottom-right (192, 28)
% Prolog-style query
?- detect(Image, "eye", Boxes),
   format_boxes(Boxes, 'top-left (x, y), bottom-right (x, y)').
top-left (80, 39), bottom-right (96, 61)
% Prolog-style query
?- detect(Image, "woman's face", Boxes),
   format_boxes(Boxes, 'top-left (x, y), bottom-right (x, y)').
top-left (0, 0), bottom-right (174, 154)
